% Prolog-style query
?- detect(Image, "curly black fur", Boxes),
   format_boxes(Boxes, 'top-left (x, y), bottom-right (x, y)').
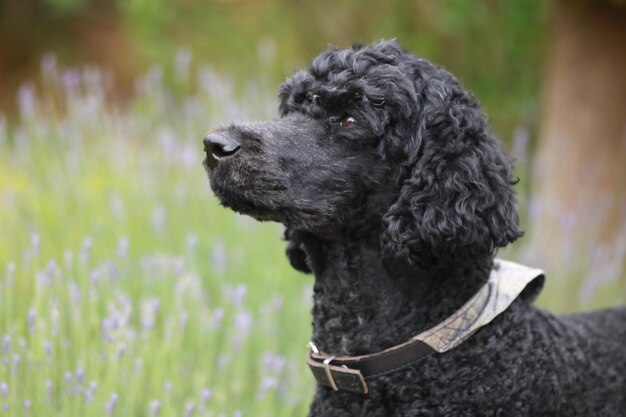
top-left (204, 40), bottom-right (626, 416)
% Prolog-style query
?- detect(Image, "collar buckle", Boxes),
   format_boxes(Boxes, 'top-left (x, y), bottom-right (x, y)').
top-left (322, 356), bottom-right (339, 391)
top-left (306, 344), bottom-right (369, 394)
top-left (309, 342), bottom-right (340, 391)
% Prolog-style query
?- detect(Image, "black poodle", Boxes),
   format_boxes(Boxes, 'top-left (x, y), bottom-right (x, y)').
top-left (203, 40), bottom-right (626, 416)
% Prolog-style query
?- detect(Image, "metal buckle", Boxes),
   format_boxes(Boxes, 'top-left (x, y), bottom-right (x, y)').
top-left (308, 342), bottom-right (339, 391)
top-left (322, 356), bottom-right (339, 391)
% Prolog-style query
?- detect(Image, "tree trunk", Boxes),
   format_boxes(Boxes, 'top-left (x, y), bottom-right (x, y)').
top-left (526, 0), bottom-right (626, 310)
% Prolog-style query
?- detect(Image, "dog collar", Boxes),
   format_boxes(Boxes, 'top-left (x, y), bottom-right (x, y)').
top-left (306, 259), bottom-right (545, 394)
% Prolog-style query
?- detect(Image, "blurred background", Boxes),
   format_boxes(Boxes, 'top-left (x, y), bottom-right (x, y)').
top-left (0, 0), bottom-right (624, 416)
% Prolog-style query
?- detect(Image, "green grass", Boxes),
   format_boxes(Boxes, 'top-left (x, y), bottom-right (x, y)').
top-left (0, 56), bottom-right (623, 416)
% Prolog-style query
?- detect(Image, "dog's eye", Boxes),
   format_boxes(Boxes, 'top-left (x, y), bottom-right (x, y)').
top-left (339, 116), bottom-right (356, 127)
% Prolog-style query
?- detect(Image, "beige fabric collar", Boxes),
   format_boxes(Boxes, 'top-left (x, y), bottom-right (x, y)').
top-left (416, 258), bottom-right (545, 352)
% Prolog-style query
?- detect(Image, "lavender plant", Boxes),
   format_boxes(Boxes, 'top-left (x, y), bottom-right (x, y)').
top-left (0, 51), bottom-right (311, 416)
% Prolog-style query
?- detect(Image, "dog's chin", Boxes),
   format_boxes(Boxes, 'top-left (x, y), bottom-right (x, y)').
top-left (211, 185), bottom-right (274, 220)
top-left (207, 181), bottom-right (280, 223)
top-left (212, 185), bottom-right (333, 229)
top-left (245, 210), bottom-right (279, 222)
top-left (206, 164), bottom-right (336, 229)
top-left (222, 198), bottom-right (326, 227)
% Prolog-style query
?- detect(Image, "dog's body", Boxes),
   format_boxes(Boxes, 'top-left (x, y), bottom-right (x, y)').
top-left (204, 40), bottom-right (626, 416)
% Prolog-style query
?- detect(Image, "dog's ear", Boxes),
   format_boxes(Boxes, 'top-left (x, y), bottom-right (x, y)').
top-left (381, 75), bottom-right (523, 268)
top-left (284, 228), bottom-right (312, 274)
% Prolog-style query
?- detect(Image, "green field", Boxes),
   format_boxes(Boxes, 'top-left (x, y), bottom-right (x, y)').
top-left (0, 57), bottom-right (623, 416)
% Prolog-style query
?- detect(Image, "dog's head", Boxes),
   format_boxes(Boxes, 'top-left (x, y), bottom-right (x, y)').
top-left (204, 40), bottom-right (522, 272)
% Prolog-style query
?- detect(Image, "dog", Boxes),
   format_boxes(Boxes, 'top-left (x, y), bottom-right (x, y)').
top-left (203, 40), bottom-right (626, 416)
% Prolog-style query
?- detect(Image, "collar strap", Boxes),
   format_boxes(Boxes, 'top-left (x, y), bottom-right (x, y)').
top-left (306, 259), bottom-right (545, 394)
top-left (306, 338), bottom-right (434, 394)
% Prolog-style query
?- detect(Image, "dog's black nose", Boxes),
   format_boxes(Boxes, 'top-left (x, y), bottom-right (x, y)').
top-left (203, 132), bottom-right (241, 167)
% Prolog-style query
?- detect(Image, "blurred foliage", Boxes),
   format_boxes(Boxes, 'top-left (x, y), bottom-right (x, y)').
top-left (117, 0), bottom-right (549, 138)
top-left (1, 0), bottom-right (549, 139)
top-left (0, 59), bottom-right (313, 415)
top-left (43, 0), bottom-right (89, 15)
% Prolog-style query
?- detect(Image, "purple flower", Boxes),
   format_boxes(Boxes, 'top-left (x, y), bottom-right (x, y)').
top-left (81, 237), bottom-right (93, 265)
top-left (183, 402), bottom-right (195, 417)
top-left (2, 335), bottom-right (9, 355)
top-left (5, 263), bottom-right (15, 286)
top-left (68, 283), bottom-right (80, 303)
top-left (85, 381), bottom-right (97, 403)
top-left (105, 392), bottom-right (118, 415)
top-left (82, 66), bottom-right (104, 96)
top-left (76, 367), bottom-right (85, 384)
top-left (90, 270), bottom-right (100, 286)
top-left (134, 358), bottom-right (143, 374)
top-left (45, 380), bottom-right (53, 404)
top-left (17, 83), bottom-right (36, 119)
top-left (101, 318), bottom-right (113, 341)
top-left (50, 307), bottom-right (60, 337)
top-left (261, 352), bottom-right (285, 374)
top-left (212, 307), bottom-right (224, 330)
top-left (234, 311), bottom-right (251, 333)
top-left (223, 283), bottom-right (247, 307)
top-left (61, 69), bottom-right (80, 96)
top-left (231, 310), bottom-right (252, 349)
top-left (257, 376), bottom-right (278, 399)
top-left (31, 233), bottom-right (40, 257)
top-left (149, 400), bottom-right (161, 417)
top-left (212, 242), bottom-right (227, 274)
top-left (44, 340), bottom-right (52, 358)
top-left (163, 381), bottom-right (172, 394)
top-left (179, 311), bottom-right (189, 332)
top-left (151, 205), bottom-right (167, 235)
top-left (185, 233), bottom-right (198, 253)
top-left (175, 48), bottom-right (192, 83)
top-left (200, 388), bottom-right (212, 405)
top-left (180, 144), bottom-right (196, 168)
top-left (117, 343), bottom-right (127, 359)
top-left (12, 354), bottom-right (20, 373)
top-left (46, 259), bottom-right (57, 278)
top-left (141, 298), bottom-right (161, 330)
top-left (117, 237), bottom-right (129, 258)
top-left (27, 309), bottom-right (36, 333)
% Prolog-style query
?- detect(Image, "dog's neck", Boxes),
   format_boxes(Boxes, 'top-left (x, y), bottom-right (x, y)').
top-left (299, 232), bottom-right (493, 356)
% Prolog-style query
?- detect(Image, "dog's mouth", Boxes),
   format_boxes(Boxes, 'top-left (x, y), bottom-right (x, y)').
top-left (218, 196), bottom-right (281, 222)
top-left (202, 155), bottom-right (217, 172)
top-left (247, 210), bottom-right (277, 222)
top-left (209, 175), bottom-right (322, 225)
top-left (289, 207), bottom-right (319, 220)
top-left (205, 172), bottom-right (282, 221)
top-left (235, 206), bottom-right (321, 224)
